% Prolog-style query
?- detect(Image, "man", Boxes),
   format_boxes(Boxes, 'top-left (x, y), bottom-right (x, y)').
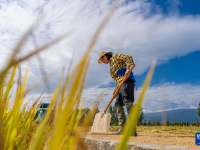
top-left (98, 51), bottom-right (137, 136)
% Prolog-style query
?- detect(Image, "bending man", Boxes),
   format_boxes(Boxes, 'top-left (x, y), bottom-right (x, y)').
top-left (98, 51), bottom-right (137, 136)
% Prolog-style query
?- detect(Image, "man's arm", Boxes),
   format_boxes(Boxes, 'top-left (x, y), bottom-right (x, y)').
top-left (116, 54), bottom-right (134, 78)
top-left (116, 54), bottom-right (134, 67)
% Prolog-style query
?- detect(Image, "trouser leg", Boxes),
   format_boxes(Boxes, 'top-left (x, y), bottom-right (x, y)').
top-left (125, 102), bottom-right (137, 133)
top-left (125, 102), bottom-right (133, 116)
top-left (116, 106), bottom-right (126, 132)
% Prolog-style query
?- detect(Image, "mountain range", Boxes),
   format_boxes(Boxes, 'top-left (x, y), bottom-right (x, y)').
top-left (143, 109), bottom-right (199, 124)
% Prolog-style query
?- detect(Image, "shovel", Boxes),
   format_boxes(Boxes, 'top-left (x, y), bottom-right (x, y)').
top-left (91, 64), bottom-right (135, 133)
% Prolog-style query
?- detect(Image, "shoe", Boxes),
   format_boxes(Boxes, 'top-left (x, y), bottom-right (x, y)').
top-left (112, 130), bottom-right (121, 135)
top-left (112, 131), bottom-right (137, 136)
top-left (133, 132), bottom-right (138, 136)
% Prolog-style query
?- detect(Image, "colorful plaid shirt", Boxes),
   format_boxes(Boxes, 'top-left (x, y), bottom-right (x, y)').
top-left (109, 53), bottom-right (134, 87)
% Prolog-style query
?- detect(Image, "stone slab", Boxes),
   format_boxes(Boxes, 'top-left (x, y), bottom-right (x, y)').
top-left (83, 136), bottom-right (200, 150)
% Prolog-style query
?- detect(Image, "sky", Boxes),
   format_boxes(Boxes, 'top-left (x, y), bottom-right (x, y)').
top-left (0, 0), bottom-right (200, 113)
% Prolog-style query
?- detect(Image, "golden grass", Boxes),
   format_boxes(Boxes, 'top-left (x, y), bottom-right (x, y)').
top-left (116, 59), bottom-right (156, 150)
top-left (0, 0), bottom-right (157, 149)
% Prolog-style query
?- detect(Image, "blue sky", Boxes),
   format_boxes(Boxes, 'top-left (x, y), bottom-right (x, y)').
top-left (92, 0), bottom-right (200, 113)
top-left (148, 0), bottom-right (200, 15)
top-left (0, 0), bottom-right (200, 113)
top-left (134, 0), bottom-right (200, 87)
top-left (101, 50), bottom-right (200, 88)
top-left (135, 50), bottom-right (200, 88)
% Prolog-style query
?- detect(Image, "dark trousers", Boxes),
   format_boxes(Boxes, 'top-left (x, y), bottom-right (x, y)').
top-left (115, 79), bottom-right (135, 107)
top-left (115, 79), bottom-right (135, 132)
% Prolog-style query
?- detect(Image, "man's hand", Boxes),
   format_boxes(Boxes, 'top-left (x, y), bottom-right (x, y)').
top-left (113, 86), bottom-right (118, 98)
top-left (125, 66), bottom-right (130, 78)
top-left (124, 70), bottom-right (130, 78)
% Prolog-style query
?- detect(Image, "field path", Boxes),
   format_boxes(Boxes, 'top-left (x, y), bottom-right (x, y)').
top-left (85, 132), bottom-right (199, 149)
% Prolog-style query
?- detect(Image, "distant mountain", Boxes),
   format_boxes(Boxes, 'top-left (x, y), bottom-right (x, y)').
top-left (143, 109), bottom-right (199, 124)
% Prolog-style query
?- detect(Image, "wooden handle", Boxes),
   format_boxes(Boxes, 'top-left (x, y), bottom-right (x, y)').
top-left (103, 64), bottom-right (135, 113)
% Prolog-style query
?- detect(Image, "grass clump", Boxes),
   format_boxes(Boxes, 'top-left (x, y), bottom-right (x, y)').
top-left (0, 1), bottom-right (156, 149)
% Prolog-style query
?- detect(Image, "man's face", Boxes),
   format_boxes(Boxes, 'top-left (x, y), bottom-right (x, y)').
top-left (100, 55), bottom-right (109, 64)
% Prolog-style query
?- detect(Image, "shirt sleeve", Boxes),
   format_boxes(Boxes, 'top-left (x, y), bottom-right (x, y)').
top-left (116, 54), bottom-right (134, 67)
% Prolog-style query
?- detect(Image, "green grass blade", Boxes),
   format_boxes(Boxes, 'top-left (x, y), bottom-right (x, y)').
top-left (116, 59), bottom-right (156, 150)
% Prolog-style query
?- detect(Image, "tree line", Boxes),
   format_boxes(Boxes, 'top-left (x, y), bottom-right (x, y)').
top-left (107, 101), bottom-right (200, 126)
top-left (80, 102), bottom-right (200, 126)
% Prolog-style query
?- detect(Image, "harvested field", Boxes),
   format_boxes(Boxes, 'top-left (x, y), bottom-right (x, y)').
top-left (83, 126), bottom-right (200, 149)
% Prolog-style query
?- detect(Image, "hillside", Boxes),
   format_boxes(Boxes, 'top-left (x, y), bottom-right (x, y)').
top-left (143, 109), bottom-right (199, 124)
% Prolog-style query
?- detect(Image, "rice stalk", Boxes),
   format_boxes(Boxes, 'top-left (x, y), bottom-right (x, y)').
top-left (116, 59), bottom-right (156, 150)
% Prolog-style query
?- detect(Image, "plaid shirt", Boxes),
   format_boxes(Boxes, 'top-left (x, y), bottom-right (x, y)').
top-left (109, 53), bottom-right (134, 87)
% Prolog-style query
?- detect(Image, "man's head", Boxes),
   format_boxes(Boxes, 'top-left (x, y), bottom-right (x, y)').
top-left (98, 51), bottom-right (113, 64)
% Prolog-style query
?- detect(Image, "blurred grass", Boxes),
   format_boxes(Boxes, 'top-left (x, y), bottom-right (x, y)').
top-left (116, 59), bottom-right (156, 150)
top-left (0, 0), bottom-right (163, 149)
top-left (0, 1), bottom-right (122, 150)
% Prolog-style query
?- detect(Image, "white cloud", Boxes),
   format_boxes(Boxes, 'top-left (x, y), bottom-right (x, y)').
top-left (0, 0), bottom-right (200, 108)
top-left (82, 82), bottom-right (200, 112)
top-left (137, 82), bottom-right (200, 112)
top-left (190, 105), bottom-right (197, 109)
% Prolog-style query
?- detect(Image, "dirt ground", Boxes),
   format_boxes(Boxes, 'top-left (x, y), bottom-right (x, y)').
top-left (84, 126), bottom-right (200, 149)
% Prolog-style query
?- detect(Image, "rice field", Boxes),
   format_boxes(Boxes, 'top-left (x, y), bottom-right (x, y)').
top-left (85, 126), bottom-right (200, 148)
top-left (109, 125), bottom-right (200, 135)
top-left (80, 125), bottom-right (200, 136)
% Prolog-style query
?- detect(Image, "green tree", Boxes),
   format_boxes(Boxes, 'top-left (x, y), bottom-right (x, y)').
top-left (196, 117), bottom-right (200, 126)
top-left (152, 119), bottom-right (156, 126)
top-left (144, 120), bottom-right (147, 126)
top-left (108, 105), bottom-right (118, 125)
top-left (109, 105), bottom-right (113, 115)
top-left (181, 122), bottom-right (186, 126)
top-left (156, 120), bottom-right (160, 126)
top-left (112, 106), bottom-right (118, 125)
top-left (195, 102), bottom-right (200, 126)
top-left (138, 107), bottom-right (144, 125)
top-left (173, 122), bottom-right (181, 126)
top-left (166, 121), bottom-right (170, 126)
top-left (147, 120), bottom-right (151, 126)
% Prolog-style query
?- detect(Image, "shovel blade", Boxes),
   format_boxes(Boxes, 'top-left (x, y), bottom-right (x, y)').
top-left (91, 113), bottom-right (111, 133)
